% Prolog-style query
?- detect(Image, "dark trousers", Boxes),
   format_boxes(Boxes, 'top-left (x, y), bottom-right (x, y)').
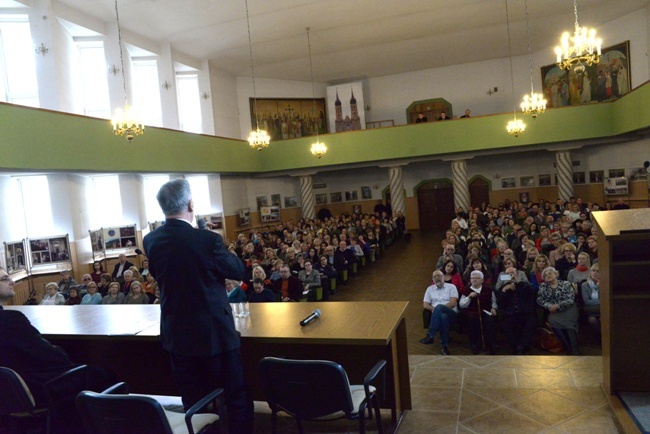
top-left (466, 312), bottom-right (496, 350)
top-left (501, 313), bottom-right (537, 349)
top-left (170, 349), bottom-right (254, 434)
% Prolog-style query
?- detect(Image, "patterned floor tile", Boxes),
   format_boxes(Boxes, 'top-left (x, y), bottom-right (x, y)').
top-left (569, 368), bottom-right (603, 388)
top-left (459, 389), bottom-right (501, 422)
top-left (466, 387), bottom-right (540, 405)
top-left (508, 390), bottom-right (588, 426)
top-left (461, 406), bottom-right (549, 433)
top-left (409, 387), bottom-right (461, 412)
top-left (548, 388), bottom-right (608, 409)
top-left (516, 368), bottom-right (576, 389)
top-left (555, 406), bottom-right (623, 433)
top-left (397, 410), bottom-right (458, 434)
top-left (463, 368), bottom-right (518, 388)
top-left (410, 366), bottom-right (463, 388)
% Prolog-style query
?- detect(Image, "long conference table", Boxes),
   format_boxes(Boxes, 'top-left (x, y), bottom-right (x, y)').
top-left (7, 302), bottom-right (411, 420)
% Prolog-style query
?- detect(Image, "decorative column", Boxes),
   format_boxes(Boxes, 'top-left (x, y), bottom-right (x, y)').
top-left (388, 166), bottom-right (405, 216)
top-left (299, 176), bottom-right (315, 220)
top-left (556, 151), bottom-right (574, 202)
top-left (451, 160), bottom-right (470, 212)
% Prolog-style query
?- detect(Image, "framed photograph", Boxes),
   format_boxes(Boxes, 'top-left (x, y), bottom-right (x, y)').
top-left (538, 174), bottom-right (551, 186)
top-left (327, 81), bottom-right (366, 133)
top-left (256, 195), bottom-right (268, 210)
top-left (589, 170), bottom-right (604, 183)
top-left (573, 171), bottom-right (586, 184)
top-left (4, 240), bottom-right (26, 274)
top-left (345, 190), bottom-right (358, 201)
top-left (271, 194), bottom-right (281, 207)
top-left (284, 196), bottom-right (298, 208)
top-left (315, 193), bottom-right (327, 205)
top-left (541, 40), bottom-right (630, 108)
top-left (608, 168), bottom-right (625, 178)
top-left (29, 235), bottom-right (71, 268)
top-left (238, 208), bottom-right (251, 226)
top-left (250, 97), bottom-right (327, 141)
top-left (604, 177), bottom-right (629, 196)
top-left (102, 225), bottom-right (137, 251)
top-left (261, 205), bottom-right (281, 222)
top-left (330, 192), bottom-right (342, 203)
top-left (89, 229), bottom-right (104, 254)
top-left (501, 177), bottom-right (516, 189)
top-left (519, 192), bottom-right (530, 204)
top-left (361, 186), bottom-right (372, 200)
top-left (629, 167), bottom-right (648, 181)
top-left (520, 176), bottom-right (535, 187)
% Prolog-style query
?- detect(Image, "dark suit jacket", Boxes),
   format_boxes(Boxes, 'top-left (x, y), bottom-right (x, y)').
top-left (112, 260), bottom-right (134, 280)
top-left (143, 219), bottom-right (245, 357)
top-left (0, 306), bottom-right (76, 406)
top-left (272, 276), bottom-right (303, 302)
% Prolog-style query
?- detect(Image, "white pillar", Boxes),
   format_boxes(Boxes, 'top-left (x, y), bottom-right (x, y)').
top-left (451, 160), bottom-right (470, 212)
top-left (157, 42), bottom-right (180, 130)
top-left (28, 0), bottom-right (63, 111)
top-left (556, 151), bottom-right (574, 202)
top-left (299, 176), bottom-right (315, 220)
top-left (199, 59), bottom-right (216, 135)
top-left (388, 166), bottom-right (405, 216)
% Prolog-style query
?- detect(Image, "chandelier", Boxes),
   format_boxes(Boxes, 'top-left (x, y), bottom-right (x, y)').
top-left (306, 27), bottom-right (327, 159)
top-left (245, 0), bottom-right (270, 151)
top-left (554, 0), bottom-right (602, 71)
top-left (520, 0), bottom-right (546, 119)
top-left (504, 0), bottom-right (525, 137)
top-left (110, 0), bottom-right (144, 142)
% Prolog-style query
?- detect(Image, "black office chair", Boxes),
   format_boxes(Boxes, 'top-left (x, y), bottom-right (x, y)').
top-left (258, 357), bottom-right (386, 434)
top-left (0, 366), bottom-right (48, 434)
top-left (76, 382), bottom-right (223, 434)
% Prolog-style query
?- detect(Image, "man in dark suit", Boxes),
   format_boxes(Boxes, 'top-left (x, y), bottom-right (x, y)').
top-left (271, 264), bottom-right (303, 302)
top-left (111, 253), bottom-right (134, 282)
top-left (143, 179), bottom-right (252, 433)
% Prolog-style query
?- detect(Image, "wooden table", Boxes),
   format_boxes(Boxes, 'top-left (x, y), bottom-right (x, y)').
top-left (7, 302), bottom-right (411, 419)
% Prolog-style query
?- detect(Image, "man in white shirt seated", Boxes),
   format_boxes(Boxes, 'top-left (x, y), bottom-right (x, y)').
top-left (420, 270), bottom-right (459, 355)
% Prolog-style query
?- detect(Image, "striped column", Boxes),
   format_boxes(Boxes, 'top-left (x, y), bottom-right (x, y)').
top-left (388, 166), bottom-right (405, 216)
top-left (556, 151), bottom-right (574, 202)
top-left (451, 160), bottom-right (469, 212)
top-left (299, 176), bottom-right (315, 220)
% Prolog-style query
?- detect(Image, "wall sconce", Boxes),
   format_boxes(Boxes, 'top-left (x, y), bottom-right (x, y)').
top-left (108, 65), bottom-right (120, 76)
top-left (201, 92), bottom-right (210, 100)
top-left (161, 81), bottom-right (171, 90)
top-left (35, 43), bottom-right (49, 56)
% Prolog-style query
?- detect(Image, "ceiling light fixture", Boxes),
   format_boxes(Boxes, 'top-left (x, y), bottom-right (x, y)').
top-left (520, 0), bottom-right (546, 119)
top-left (110, 0), bottom-right (144, 142)
top-left (554, 0), bottom-right (602, 71)
top-left (306, 27), bottom-right (326, 159)
top-left (245, 0), bottom-right (270, 151)
top-left (505, 0), bottom-right (525, 137)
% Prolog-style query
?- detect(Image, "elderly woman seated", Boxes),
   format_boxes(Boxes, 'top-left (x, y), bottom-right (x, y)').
top-left (495, 267), bottom-right (537, 354)
top-left (537, 266), bottom-right (580, 355)
top-left (123, 281), bottom-right (150, 304)
top-left (298, 259), bottom-right (321, 296)
top-left (101, 282), bottom-right (125, 304)
top-left (40, 282), bottom-right (66, 305)
top-left (581, 263), bottom-right (601, 341)
top-left (225, 279), bottom-right (247, 304)
top-left (81, 282), bottom-right (102, 305)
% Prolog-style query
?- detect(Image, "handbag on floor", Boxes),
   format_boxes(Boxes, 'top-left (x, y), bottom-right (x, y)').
top-left (535, 324), bottom-right (563, 353)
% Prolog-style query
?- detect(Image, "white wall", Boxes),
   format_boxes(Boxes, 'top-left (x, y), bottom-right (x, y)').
top-left (210, 66), bottom-right (241, 139)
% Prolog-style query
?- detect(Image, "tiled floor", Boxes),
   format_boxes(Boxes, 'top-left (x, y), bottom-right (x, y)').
top-left (250, 231), bottom-right (617, 433)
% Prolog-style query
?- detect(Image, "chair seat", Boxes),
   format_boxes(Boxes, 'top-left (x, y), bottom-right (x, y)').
top-left (314, 385), bottom-right (376, 420)
top-left (164, 410), bottom-right (218, 434)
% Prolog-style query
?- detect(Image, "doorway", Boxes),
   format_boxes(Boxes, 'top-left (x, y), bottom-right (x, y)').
top-left (469, 177), bottom-right (491, 209)
top-left (416, 181), bottom-right (455, 231)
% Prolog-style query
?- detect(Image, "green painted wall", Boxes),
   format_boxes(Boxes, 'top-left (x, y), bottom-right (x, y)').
top-left (0, 82), bottom-right (648, 174)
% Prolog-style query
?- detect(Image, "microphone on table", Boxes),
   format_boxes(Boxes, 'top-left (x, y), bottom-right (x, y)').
top-left (300, 309), bottom-right (322, 327)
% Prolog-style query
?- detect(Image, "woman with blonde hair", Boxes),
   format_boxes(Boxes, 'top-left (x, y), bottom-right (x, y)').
top-left (123, 281), bottom-right (149, 304)
top-left (129, 266), bottom-right (144, 283)
top-left (529, 254), bottom-right (550, 292)
top-left (567, 252), bottom-right (591, 286)
top-left (40, 282), bottom-right (65, 305)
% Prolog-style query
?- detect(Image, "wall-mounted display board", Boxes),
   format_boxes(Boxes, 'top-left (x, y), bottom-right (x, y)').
top-left (4, 239), bottom-right (28, 281)
top-left (28, 234), bottom-right (72, 275)
top-left (261, 206), bottom-right (281, 223)
top-left (604, 177), bottom-right (629, 196)
top-left (89, 224), bottom-right (139, 261)
top-left (239, 209), bottom-right (251, 227)
top-left (197, 213), bottom-right (225, 236)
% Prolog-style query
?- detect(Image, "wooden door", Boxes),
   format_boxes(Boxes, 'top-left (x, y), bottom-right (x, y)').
top-left (417, 182), bottom-right (455, 231)
top-left (469, 178), bottom-right (490, 209)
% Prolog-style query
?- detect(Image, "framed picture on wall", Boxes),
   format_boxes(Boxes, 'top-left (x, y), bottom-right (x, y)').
top-left (315, 193), bottom-right (327, 205)
top-left (629, 167), bottom-right (648, 180)
top-left (345, 190), bottom-right (358, 201)
top-left (609, 168), bottom-right (625, 178)
top-left (249, 98), bottom-right (327, 141)
top-left (284, 196), bottom-right (298, 208)
top-left (520, 176), bottom-right (535, 187)
top-left (271, 194), bottom-right (281, 207)
top-left (501, 177), bottom-right (516, 188)
top-left (256, 195), bottom-right (268, 210)
top-left (238, 208), bottom-right (251, 226)
top-left (4, 240), bottom-right (26, 274)
top-left (573, 171), bottom-right (586, 184)
top-left (538, 174), bottom-right (551, 186)
top-left (361, 186), bottom-right (372, 200)
top-left (330, 192), bottom-right (342, 203)
top-left (589, 170), bottom-right (604, 183)
top-left (261, 206), bottom-right (281, 222)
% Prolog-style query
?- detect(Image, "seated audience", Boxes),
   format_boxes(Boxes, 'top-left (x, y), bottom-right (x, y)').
top-left (90, 261), bottom-right (104, 284)
top-left (97, 273), bottom-right (112, 296)
top-left (298, 260), bottom-right (321, 297)
top-left (314, 255), bottom-right (336, 300)
top-left (537, 267), bottom-right (580, 355)
top-left (80, 282), bottom-right (102, 305)
top-left (123, 281), bottom-right (149, 304)
top-left (440, 259), bottom-right (463, 290)
top-left (529, 254), bottom-right (551, 292)
top-left (129, 266), bottom-right (144, 283)
top-left (142, 273), bottom-right (158, 303)
top-left (65, 287), bottom-right (82, 305)
top-left (248, 278), bottom-right (275, 303)
top-left (567, 252), bottom-right (591, 286)
top-left (121, 269), bottom-right (135, 294)
top-left (555, 243), bottom-right (578, 280)
top-left (139, 259), bottom-right (150, 277)
top-left (495, 257), bottom-right (529, 290)
top-left (112, 253), bottom-right (134, 282)
top-left (420, 270), bottom-right (459, 356)
top-left (495, 267), bottom-right (537, 354)
top-left (459, 270), bottom-right (497, 354)
top-left (581, 263), bottom-right (601, 341)
top-left (57, 269), bottom-right (77, 295)
top-left (436, 242), bottom-right (464, 273)
top-left (101, 282), bottom-right (125, 304)
top-left (40, 282), bottom-right (66, 305)
top-left (225, 279), bottom-right (247, 303)
top-left (272, 265), bottom-right (303, 302)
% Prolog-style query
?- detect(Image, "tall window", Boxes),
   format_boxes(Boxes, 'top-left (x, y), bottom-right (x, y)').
top-left (75, 39), bottom-right (110, 118)
top-left (132, 58), bottom-right (162, 127)
top-left (176, 73), bottom-right (202, 133)
top-left (13, 176), bottom-right (53, 237)
top-left (88, 175), bottom-right (123, 228)
top-left (0, 16), bottom-right (39, 107)
top-left (143, 175), bottom-right (169, 223)
top-left (186, 175), bottom-right (211, 216)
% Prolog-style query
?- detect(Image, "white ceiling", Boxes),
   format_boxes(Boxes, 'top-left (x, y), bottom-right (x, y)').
top-left (30, 0), bottom-right (650, 83)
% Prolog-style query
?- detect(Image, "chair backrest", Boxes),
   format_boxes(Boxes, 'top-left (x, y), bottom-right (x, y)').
top-left (0, 367), bottom-right (37, 415)
top-left (76, 391), bottom-right (173, 434)
top-left (259, 357), bottom-right (354, 420)
top-left (44, 365), bottom-right (90, 434)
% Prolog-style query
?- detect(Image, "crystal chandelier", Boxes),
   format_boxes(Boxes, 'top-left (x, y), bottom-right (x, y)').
top-left (306, 27), bottom-right (327, 159)
top-left (110, 0), bottom-right (144, 142)
top-left (520, 0), bottom-right (546, 119)
top-left (504, 0), bottom-right (525, 137)
top-left (554, 0), bottom-right (602, 71)
top-left (245, 0), bottom-right (270, 151)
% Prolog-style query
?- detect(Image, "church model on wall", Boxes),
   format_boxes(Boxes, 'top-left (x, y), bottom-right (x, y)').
top-left (327, 81), bottom-right (366, 133)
